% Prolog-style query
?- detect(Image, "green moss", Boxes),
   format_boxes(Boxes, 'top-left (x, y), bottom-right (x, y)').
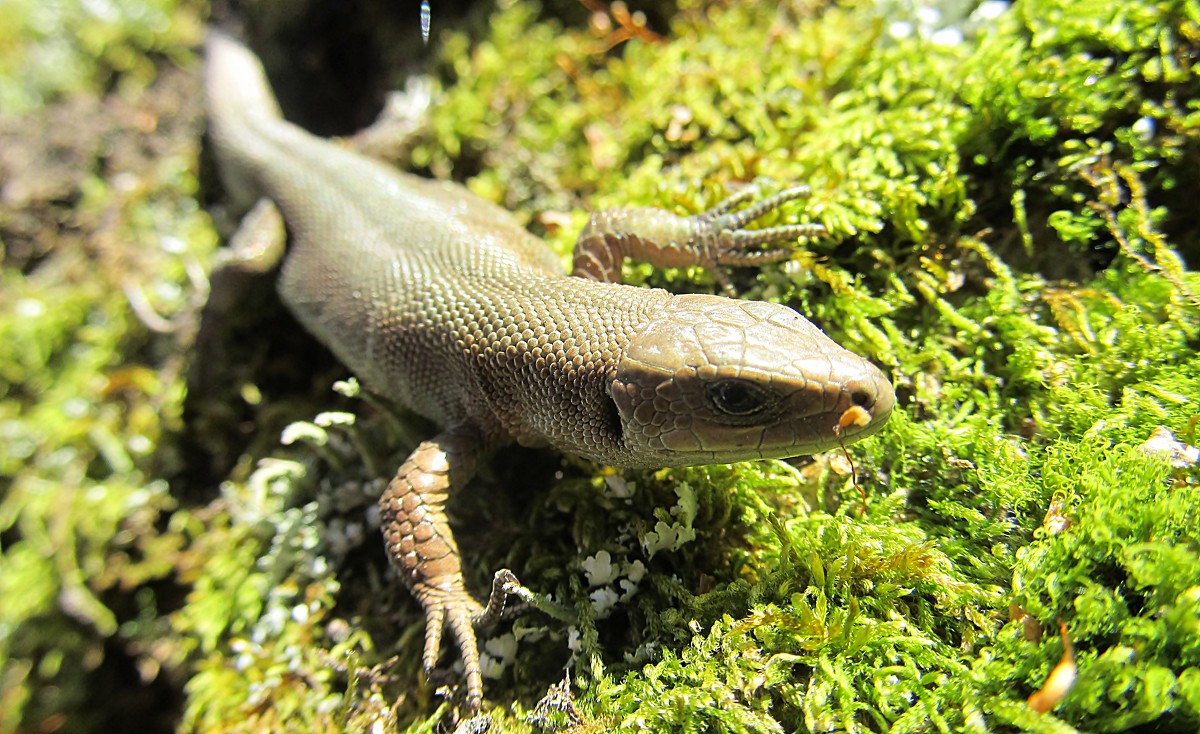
top-left (0, 2), bottom-right (209, 730)
top-left (0, 0), bottom-right (205, 114)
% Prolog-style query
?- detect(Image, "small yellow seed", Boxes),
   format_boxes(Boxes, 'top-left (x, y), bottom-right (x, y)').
top-left (838, 404), bottom-right (872, 430)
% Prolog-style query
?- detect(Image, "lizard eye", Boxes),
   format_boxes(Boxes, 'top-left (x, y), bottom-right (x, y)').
top-left (705, 379), bottom-right (771, 417)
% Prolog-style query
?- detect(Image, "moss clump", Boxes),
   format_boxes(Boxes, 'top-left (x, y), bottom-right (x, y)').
top-left (0, 0), bottom-right (204, 115)
top-left (0, 2), bottom-right (207, 731)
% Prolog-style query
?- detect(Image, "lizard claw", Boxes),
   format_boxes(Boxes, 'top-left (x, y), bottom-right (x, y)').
top-left (474, 569), bottom-right (523, 627)
top-left (691, 184), bottom-right (826, 294)
top-left (417, 569), bottom-right (523, 715)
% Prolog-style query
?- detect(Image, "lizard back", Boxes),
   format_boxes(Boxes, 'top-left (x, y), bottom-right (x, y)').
top-left (205, 32), bottom-right (669, 456)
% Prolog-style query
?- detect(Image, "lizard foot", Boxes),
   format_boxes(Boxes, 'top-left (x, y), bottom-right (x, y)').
top-left (572, 181), bottom-right (824, 291)
top-left (691, 184), bottom-right (826, 294)
top-left (418, 569), bottom-right (523, 715)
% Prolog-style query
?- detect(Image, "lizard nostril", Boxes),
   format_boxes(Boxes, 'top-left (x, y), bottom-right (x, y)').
top-left (850, 389), bottom-right (872, 408)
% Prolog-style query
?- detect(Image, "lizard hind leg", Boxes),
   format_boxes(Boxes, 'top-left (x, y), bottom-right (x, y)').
top-left (378, 429), bottom-right (519, 715)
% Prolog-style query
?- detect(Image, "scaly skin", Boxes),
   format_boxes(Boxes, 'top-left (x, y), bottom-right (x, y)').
top-left (204, 31), bottom-right (895, 716)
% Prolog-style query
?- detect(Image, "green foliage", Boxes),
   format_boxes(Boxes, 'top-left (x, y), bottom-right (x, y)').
top-left (176, 458), bottom-right (397, 733)
top-left (582, 510), bottom-right (994, 733)
top-left (958, 0), bottom-right (1200, 259)
top-left (0, 3), bottom-right (209, 730)
top-left (1010, 438), bottom-right (1200, 730)
top-left (0, 0), bottom-right (205, 114)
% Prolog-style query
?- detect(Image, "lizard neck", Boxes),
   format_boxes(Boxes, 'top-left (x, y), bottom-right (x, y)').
top-left (453, 276), bottom-right (673, 463)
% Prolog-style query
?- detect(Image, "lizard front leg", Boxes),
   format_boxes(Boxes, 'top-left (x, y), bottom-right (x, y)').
top-left (378, 428), bottom-right (520, 715)
top-left (572, 184), bottom-right (826, 294)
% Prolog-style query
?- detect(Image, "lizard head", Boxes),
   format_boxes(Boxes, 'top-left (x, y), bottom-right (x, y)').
top-left (609, 294), bottom-right (894, 467)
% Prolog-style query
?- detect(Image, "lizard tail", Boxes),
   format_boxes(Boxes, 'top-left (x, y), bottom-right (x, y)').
top-left (205, 30), bottom-right (283, 127)
top-left (204, 31), bottom-right (293, 210)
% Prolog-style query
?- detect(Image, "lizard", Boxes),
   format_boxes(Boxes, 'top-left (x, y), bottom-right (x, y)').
top-left (203, 31), bottom-right (896, 715)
